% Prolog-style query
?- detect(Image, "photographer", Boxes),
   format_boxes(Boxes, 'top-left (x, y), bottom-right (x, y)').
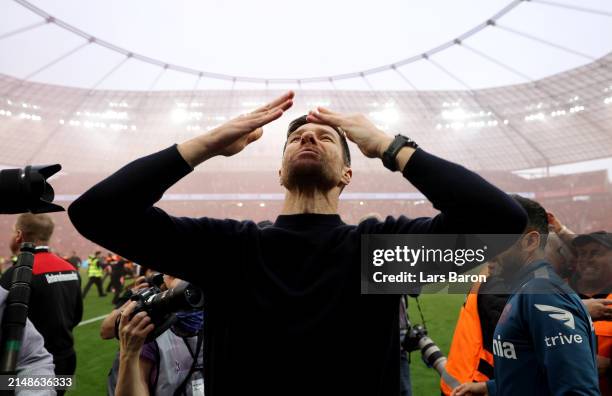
top-left (113, 275), bottom-right (204, 396)
top-left (100, 276), bottom-right (150, 340)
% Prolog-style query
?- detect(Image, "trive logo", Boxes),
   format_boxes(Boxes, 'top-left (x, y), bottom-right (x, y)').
top-left (492, 335), bottom-right (517, 360)
top-left (544, 332), bottom-right (583, 348)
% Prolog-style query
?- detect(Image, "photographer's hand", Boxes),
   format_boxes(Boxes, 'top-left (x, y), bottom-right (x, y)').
top-left (119, 301), bottom-right (154, 357)
top-left (100, 278), bottom-right (151, 340)
top-left (306, 107), bottom-right (415, 170)
top-left (178, 91), bottom-right (294, 167)
top-left (116, 301), bottom-right (154, 396)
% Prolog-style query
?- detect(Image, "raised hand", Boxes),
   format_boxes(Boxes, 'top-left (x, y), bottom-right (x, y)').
top-left (306, 107), bottom-right (392, 159)
top-left (547, 212), bottom-right (564, 234)
top-left (178, 91), bottom-right (294, 167)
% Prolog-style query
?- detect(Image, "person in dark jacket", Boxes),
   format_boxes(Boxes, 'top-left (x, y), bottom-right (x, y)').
top-left (1, 213), bottom-right (83, 395)
top-left (452, 196), bottom-right (599, 396)
top-left (68, 91), bottom-right (527, 396)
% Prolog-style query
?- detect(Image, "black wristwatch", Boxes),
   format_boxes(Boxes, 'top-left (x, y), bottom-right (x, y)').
top-left (382, 134), bottom-right (418, 171)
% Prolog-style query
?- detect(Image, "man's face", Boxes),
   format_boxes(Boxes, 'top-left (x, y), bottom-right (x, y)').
top-left (545, 236), bottom-right (576, 279)
top-left (575, 241), bottom-right (612, 286)
top-left (490, 231), bottom-right (538, 280)
top-left (279, 123), bottom-right (350, 191)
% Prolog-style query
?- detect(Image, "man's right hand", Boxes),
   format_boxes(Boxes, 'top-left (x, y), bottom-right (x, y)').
top-left (178, 91), bottom-right (294, 167)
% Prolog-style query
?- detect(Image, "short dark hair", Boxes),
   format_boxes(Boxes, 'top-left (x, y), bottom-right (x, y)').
top-left (510, 194), bottom-right (549, 249)
top-left (284, 115), bottom-right (351, 166)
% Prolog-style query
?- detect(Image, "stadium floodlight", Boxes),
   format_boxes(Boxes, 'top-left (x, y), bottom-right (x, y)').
top-left (171, 108), bottom-right (189, 124)
top-left (369, 107), bottom-right (399, 125)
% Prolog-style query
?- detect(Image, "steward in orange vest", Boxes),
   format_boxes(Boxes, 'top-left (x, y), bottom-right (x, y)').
top-left (440, 273), bottom-right (508, 395)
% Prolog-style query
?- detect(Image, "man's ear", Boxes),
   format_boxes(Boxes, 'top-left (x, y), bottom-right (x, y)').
top-left (15, 229), bottom-right (23, 244)
top-left (278, 168), bottom-right (283, 186)
top-left (340, 166), bottom-right (352, 187)
top-left (521, 230), bottom-right (541, 254)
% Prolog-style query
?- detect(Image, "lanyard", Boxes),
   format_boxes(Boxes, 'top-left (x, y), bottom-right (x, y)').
top-left (173, 327), bottom-right (204, 396)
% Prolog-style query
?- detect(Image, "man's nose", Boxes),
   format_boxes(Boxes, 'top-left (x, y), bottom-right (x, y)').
top-left (300, 131), bottom-right (317, 144)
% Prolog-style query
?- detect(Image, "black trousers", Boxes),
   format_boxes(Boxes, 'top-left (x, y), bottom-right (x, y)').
top-left (110, 277), bottom-right (123, 304)
top-left (53, 352), bottom-right (76, 396)
top-left (82, 276), bottom-right (105, 297)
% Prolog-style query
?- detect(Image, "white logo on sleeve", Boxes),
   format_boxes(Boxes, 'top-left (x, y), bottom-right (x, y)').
top-left (492, 335), bottom-right (517, 359)
top-left (534, 304), bottom-right (575, 330)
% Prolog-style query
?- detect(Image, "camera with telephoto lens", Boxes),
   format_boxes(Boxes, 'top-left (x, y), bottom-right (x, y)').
top-left (116, 280), bottom-right (204, 342)
top-left (118, 272), bottom-right (165, 302)
top-left (402, 322), bottom-right (448, 377)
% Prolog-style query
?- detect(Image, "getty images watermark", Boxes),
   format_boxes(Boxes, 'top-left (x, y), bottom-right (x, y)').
top-left (361, 234), bottom-right (521, 294)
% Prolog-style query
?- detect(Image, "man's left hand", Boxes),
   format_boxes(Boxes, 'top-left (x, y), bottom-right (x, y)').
top-left (306, 107), bottom-right (392, 158)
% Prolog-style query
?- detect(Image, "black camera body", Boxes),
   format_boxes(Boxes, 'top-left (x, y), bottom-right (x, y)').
top-left (402, 322), bottom-right (448, 376)
top-left (117, 281), bottom-right (204, 342)
top-left (402, 323), bottom-right (428, 353)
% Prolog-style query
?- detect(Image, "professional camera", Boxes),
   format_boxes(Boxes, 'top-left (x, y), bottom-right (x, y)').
top-left (119, 272), bottom-right (165, 302)
top-left (145, 272), bottom-right (165, 289)
top-left (0, 164), bottom-right (64, 214)
top-left (116, 280), bottom-right (204, 342)
top-left (402, 322), bottom-right (448, 378)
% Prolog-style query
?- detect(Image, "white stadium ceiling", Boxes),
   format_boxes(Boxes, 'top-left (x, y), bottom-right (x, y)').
top-left (0, 0), bottom-right (611, 176)
top-left (0, 0), bottom-right (611, 91)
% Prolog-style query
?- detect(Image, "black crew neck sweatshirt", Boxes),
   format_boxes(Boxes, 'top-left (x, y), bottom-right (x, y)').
top-left (68, 145), bottom-right (526, 396)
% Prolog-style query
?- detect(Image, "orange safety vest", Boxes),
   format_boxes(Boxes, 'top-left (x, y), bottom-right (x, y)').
top-left (440, 282), bottom-right (494, 396)
top-left (593, 293), bottom-right (612, 396)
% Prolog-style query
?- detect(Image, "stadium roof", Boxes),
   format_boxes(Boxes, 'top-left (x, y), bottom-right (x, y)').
top-left (0, 0), bottom-right (611, 175)
top-left (1, 52), bottom-right (611, 173)
top-left (0, 0), bottom-right (611, 90)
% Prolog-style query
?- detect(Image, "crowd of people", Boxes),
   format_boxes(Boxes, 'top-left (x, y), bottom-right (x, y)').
top-left (0, 92), bottom-right (609, 395)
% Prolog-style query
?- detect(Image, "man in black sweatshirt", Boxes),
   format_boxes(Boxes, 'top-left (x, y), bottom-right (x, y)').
top-left (68, 91), bottom-right (527, 396)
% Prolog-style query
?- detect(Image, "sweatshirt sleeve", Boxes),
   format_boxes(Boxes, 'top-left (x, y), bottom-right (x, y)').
top-left (68, 145), bottom-right (246, 290)
top-left (365, 149), bottom-right (527, 235)
top-left (522, 288), bottom-right (600, 395)
top-left (486, 379), bottom-right (496, 396)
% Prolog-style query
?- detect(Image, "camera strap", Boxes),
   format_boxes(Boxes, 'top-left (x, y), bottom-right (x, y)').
top-left (413, 296), bottom-right (427, 329)
top-left (173, 326), bottom-right (204, 396)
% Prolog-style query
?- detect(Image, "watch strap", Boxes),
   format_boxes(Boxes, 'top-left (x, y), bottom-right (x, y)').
top-left (382, 134), bottom-right (418, 171)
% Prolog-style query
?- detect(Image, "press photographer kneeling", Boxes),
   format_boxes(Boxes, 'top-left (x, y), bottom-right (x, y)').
top-left (114, 275), bottom-right (204, 396)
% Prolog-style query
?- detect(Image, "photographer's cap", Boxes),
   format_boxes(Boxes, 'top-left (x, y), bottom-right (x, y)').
top-left (573, 231), bottom-right (612, 250)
